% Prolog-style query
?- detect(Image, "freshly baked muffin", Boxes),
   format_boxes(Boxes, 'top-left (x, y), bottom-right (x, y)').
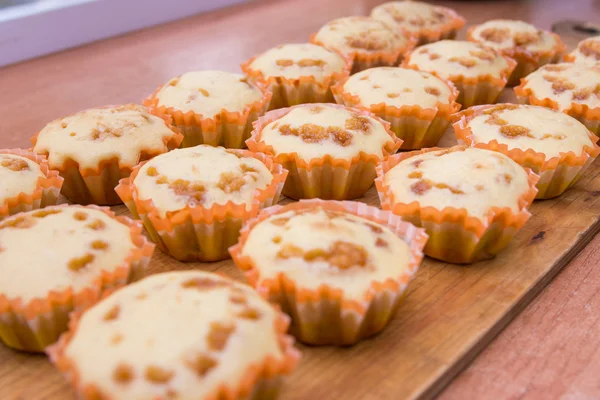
top-left (370, 1), bottom-right (465, 45)
top-left (0, 149), bottom-right (63, 219)
top-left (403, 40), bottom-right (516, 107)
top-left (115, 145), bottom-right (287, 261)
top-left (453, 104), bottom-right (600, 199)
top-left (311, 16), bottom-right (416, 73)
top-left (564, 35), bottom-right (600, 65)
top-left (332, 67), bottom-right (460, 149)
top-left (467, 19), bottom-right (566, 86)
top-left (48, 271), bottom-right (299, 400)
top-left (247, 103), bottom-right (400, 200)
top-left (241, 43), bottom-right (351, 110)
top-left (230, 199), bottom-right (427, 345)
top-left (32, 104), bottom-right (183, 205)
top-left (144, 70), bottom-right (271, 148)
top-left (376, 146), bottom-right (538, 264)
top-left (514, 63), bottom-right (600, 135)
top-left (0, 205), bottom-right (153, 352)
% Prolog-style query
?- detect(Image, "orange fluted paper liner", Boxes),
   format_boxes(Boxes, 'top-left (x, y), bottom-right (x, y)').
top-left (375, 147), bottom-right (539, 264)
top-left (453, 104), bottom-right (600, 199)
top-left (0, 149), bottom-right (64, 220)
top-left (310, 33), bottom-right (418, 74)
top-left (229, 199), bottom-right (428, 345)
top-left (331, 76), bottom-right (461, 149)
top-left (30, 108), bottom-right (183, 206)
top-left (0, 205), bottom-right (154, 352)
top-left (246, 104), bottom-right (402, 200)
top-left (144, 81), bottom-right (272, 148)
top-left (402, 51), bottom-right (516, 107)
top-left (514, 78), bottom-right (600, 136)
top-left (241, 48), bottom-right (352, 111)
top-left (467, 27), bottom-right (566, 86)
top-left (47, 276), bottom-right (300, 400)
top-left (115, 150), bottom-right (287, 262)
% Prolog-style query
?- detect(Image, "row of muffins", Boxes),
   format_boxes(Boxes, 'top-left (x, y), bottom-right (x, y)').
top-left (3, 1), bottom-right (600, 399)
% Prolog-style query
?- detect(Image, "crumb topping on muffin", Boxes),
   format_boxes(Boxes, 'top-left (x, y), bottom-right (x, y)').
top-left (0, 206), bottom-right (134, 302)
top-left (154, 70), bottom-right (263, 116)
top-left (406, 40), bottom-right (510, 79)
top-left (470, 20), bottom-right (558, 53)
top-left (259, 104), bottom-right (392, 159)
top-left (63, 271), bottom-right (285, 399)
top-left (241, 207), bottom-right (411, 299)
top-left (134, 146), bottom-right (273, 216)
top-left (0, 154), bottom-right (44, 204)
top-left (567, 36), bottom-right (600, 65)
top-left (371, 1), bottom-right (459, 33)
top-left (248, 43), bottom-right (347, 82)
top-left (384, 146), bottom-right (530, 220)
top-left (342, 67), bottom-right (452, 108)
top-left (34, 105), bottom-right (176, 170)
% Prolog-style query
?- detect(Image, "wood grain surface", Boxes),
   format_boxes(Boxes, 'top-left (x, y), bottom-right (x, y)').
top-left (1, 0), bottom-right (600, 399)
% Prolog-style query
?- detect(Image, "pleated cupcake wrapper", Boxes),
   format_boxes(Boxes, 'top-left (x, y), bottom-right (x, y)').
top-left (0, 149), bottom-right (64, 220)
top-left (229, 199), bottom-right (428, 346)
top-left (0, 205), bottom-right (154, 352)
top-left (514, 81), bottom-right (600, 136)
top-left (47, 278), bottom-right (300, 400)
top-left (402, 51), bottom-right (517, 108)
top-left (246, 104), bottom-right (402, 200)
top-left (115, 150), bottom-right (288, 262)
top-left (331, 76), bottom-right (461, 149)
top-left (241, 48), bottom-right (353, 111)
top-left (310, 33), bottom-right (418, 74)
top-left (30, 109), bottom-right (184, 206)
top-left (453, 104), bottom-right (600, 199)
top-left (467, 28), bottom-right (566, 86)
top-left (144, 81), bottom-right (272, 149)
top-left (375, 147), bottom-right (539, 264)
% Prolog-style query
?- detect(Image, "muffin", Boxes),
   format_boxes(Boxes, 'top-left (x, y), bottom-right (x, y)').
top-left (0, 205), bottom-right (154, 352)
top-left (564, 35), bottom-right (600, 65)
top-left (514, 63), bottom-right (600, 135)
top-left (144, 70), bottom-right (271, 148)
top-left (48, 271), bottom-right (300, 400)
top-left (32, 104), bottom-right (183, 205)
top-left (332, 67), bottom-right (460, 149)
top-left (230, 199), bottom-right (428, 345)
top-left (467, 19), bottom-right (566, 86)
top-left (0, 149), bottom-right (63, 220)
top-left (375, 146), bottom-right (538, 264)
top-left (241, 43), bottom-right (351, 110)
top-left (115, 145), bottom-right (287, 262)
top-left (310, 16), bottom-right (416, 73)
top-left (453, 104), bottom-right (600, 199)
top-left (246, 103), bottom-right (400, 200)
top-left (403, 40), bottom-right (516, 107)
top-left (370, 1), bottom-right (465, 45)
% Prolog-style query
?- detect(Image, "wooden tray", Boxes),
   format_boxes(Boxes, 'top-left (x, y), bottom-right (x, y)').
top-left (2, 96), bottom-right (600, 400)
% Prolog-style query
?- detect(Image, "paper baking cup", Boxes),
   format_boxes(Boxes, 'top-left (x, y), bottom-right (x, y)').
top-left (375, 147), bottom-right (539, 264)
top-left (514, 81), bottom-right (600, 136)
top-left (331, 77), bottom-right (461, 149)
top-left (453, 105), bottom-right (600, 199)
top-left (115, 150), bottom-right (287, 262)
top-left (144, 82), bottom-right (272, 148)
top-left (47, 282), bottom-right (299, 400)
top-left (0, 205), bottom-right (154, 352)
top-left (246, 104), bottom-right (402, 200)
top-left (229, 199), bottom-right (428, 346)
top-left (241, 49), bottom-right (352, 111)
top-left (310, 33), bottom-right (417, 74)
top-left (467, 28), bottom-right (566, 86)
top-left (402, 52), bottom-right (516, 108)
top-left (0, 149), bottom-right (64, 220)
top-left (30, 110), bottom-right (183, 206)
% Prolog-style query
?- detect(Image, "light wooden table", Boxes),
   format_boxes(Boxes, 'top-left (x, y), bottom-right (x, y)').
top-left (1, 0), bottom-right (599, 399)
